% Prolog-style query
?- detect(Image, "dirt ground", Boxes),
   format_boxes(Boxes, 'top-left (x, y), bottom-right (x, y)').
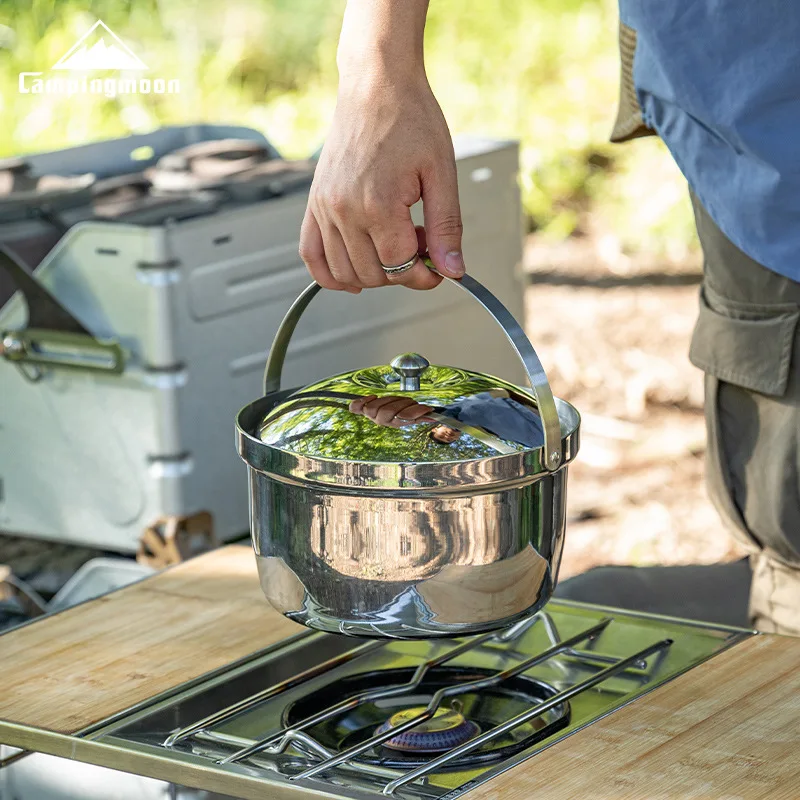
top-left (522, 234), bottom-right (747, 580)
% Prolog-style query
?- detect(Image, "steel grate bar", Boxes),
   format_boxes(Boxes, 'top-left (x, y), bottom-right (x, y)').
top-left (163, 608), bottom-right (678, 798)
top-left (164, 639), bottom-right (385, 747)
top-left (291, 618), bottom-right (613, 781)
top-left (381, 637), bottom-right (674, 796)
top-left (194, 730), bottom-right (405, 784)
top-left (216, 610), bottom-right (550, 766)
top-left (216, 627), bottom-right (504, 765)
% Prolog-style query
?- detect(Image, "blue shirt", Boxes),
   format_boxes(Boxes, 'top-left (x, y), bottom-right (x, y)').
top-left (620, 1), bottom-right (800, 281)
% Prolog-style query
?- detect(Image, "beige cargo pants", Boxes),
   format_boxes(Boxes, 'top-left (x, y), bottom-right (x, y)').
top-left (688, 195), bottom-right (800, 635)
top-left (612, 22), bottom-right (800, 635)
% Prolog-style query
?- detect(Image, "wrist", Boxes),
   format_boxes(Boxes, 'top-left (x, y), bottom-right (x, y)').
top-left (337, 0), bottom-right (428, 83)
top-left (337, 48), bottom-right (427, 92)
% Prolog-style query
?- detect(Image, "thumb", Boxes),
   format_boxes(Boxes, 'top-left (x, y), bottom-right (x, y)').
top-left (421, 160), bottom-right (465, 278)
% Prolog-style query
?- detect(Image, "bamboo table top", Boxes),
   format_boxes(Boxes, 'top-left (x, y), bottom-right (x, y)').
top-left (0, 545), bottom-right (304, 734)
top-left (471, 632), bottom-right (800, 800)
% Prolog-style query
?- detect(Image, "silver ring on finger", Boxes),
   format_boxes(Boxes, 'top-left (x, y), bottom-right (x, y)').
top-left (380, 254), bottom-right (419, 276)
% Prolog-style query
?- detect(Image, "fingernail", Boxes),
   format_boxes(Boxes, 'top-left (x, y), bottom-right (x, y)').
top-left (444, 250), bottom-right (465, 276)
top-left (344, 286), bottom-right (362, 294)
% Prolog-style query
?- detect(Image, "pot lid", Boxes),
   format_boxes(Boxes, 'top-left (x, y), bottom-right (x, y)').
top-left (257, 353), bottom-right (545, 464)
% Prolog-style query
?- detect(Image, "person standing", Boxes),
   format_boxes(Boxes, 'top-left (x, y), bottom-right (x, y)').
top-left (298, 0), bottom-right (800, 635)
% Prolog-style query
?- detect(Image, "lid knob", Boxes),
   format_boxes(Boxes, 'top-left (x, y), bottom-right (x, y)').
top-left (390, 353), bottom-right (430, 392)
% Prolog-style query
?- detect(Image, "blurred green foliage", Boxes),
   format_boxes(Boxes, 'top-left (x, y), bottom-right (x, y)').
top-left (0, 0), bottom-right (694, 257)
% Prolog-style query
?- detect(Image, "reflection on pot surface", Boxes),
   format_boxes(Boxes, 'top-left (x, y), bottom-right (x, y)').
top-left (251, 468), bottom-right (565, 636)
top-left (257, 369), bottom-right (541, 463)
top-left (349, 389), bottom-right (546, 448)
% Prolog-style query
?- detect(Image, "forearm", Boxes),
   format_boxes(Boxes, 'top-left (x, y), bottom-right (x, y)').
top-left (337, 0), bottom-right (429, 81)
top-left (303, 0), bottom-right (462, 293)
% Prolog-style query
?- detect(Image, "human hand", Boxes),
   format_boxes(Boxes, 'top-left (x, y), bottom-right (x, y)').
top-left (349, 395), bottom-right (435, 428)
top-left (299, 0), bottom-right (464, 292)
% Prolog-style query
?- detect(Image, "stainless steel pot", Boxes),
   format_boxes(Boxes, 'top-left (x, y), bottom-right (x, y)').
top-left (236, 268), bottom-right (580, 638)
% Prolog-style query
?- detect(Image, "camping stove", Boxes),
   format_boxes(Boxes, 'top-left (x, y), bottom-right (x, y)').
top-left (85, 600), bottom-right (748, 799)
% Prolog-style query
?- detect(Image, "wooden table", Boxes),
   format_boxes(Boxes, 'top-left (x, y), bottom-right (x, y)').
top-left (2, 545), bottom-right (799, 799)
top-left (471, 632), bottom-right (800, 800)
top-left (0, 545), bottom-right (304, 734)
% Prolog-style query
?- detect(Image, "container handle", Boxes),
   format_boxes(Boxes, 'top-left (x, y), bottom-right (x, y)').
top-left (263, 260), bottom-right (563, 470)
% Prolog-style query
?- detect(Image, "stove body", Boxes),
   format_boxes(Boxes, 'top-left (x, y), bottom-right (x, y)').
top-left (10, 600), bottom-right (745, 800)
top-left (0, 132), bottom-right (524, 552)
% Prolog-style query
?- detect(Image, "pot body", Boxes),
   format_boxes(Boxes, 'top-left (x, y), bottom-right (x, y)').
top-left (238, 392), bottom-right (578, 638)
top-left (248, 467), bottom-right (568, 638)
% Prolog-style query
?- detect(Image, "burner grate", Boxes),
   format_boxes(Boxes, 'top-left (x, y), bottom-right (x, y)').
top-left (282, 665), bottom-right (568, 770)
top-left (163, 611), bottom-right (674, 797)
top-left (381, 637), bottom-right (670, 796)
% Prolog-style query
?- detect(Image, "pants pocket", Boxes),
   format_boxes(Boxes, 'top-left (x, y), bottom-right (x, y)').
top-left (610, 22), bottom-right (656, 143)
top-left (749, 552), bottom-right (800, 635)
top-left (690, 285), bottom-right (800, 563)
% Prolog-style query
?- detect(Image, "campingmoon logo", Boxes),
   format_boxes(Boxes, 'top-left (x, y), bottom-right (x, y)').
top-left (18, 19), bottom-right (180, 98)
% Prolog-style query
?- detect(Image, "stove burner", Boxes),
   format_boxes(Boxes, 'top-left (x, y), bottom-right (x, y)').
top-left (375, 705), bottom-right (480, 752)
top-left (282, 665), bottom-right (570, 770)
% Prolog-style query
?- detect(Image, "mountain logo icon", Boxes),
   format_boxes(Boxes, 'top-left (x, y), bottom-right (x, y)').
top-left (52, 20), bottom-right (148, 71)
